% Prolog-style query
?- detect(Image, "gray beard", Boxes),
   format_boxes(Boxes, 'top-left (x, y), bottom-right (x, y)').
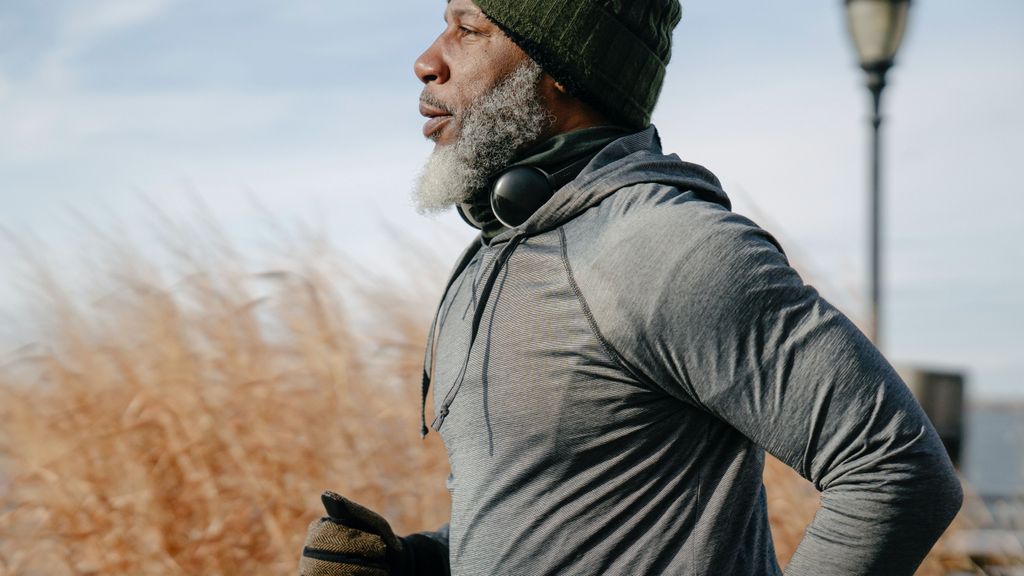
top-left (413, 59), bottom-right (551, 214)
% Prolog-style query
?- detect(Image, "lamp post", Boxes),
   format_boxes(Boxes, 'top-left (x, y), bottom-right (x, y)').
top-left (844, 0), bottom-right (910, 348)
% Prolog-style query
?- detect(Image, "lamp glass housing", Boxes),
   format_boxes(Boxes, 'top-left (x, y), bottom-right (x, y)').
top-left (845, 0), bottom-right (910, 69)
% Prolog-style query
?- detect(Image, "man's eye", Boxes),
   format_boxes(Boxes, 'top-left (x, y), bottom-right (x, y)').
top-left (458, 26), bottom-right (479, 36)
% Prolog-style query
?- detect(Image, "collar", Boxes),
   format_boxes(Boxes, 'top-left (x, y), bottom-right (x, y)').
top-left (459, 125), bottom-right (631, 243)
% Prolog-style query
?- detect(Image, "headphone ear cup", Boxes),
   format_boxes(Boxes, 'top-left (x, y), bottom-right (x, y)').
top-left (489, 166), bottom-right (553, 228)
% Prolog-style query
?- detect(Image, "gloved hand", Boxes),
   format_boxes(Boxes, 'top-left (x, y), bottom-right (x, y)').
top-left (299, 491), bottom-right (412, 576)
top-left (299, 491), bottom-right (450, 576)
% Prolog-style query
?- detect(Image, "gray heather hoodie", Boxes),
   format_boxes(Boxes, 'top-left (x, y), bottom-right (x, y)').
top-left (420, 126), bottom-right (962, 575)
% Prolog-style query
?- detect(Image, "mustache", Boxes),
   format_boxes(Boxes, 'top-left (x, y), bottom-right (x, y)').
top-left (419, 90), bottom-right (454, 115)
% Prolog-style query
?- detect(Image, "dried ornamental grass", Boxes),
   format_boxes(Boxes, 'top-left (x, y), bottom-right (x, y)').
top-left (0, 219), bottom-right (966, 574)
top-left (0, 224), bottom-right (451, 575)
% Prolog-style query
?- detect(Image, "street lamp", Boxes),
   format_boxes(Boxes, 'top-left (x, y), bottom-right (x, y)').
top-left (844, 0), bottom-right (910, 348)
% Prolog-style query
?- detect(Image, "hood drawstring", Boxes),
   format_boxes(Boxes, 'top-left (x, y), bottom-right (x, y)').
top-left (419, 313), bottom-right (441, 438)
top-left (420, 240), bottom-right (484, 438)
top-left (422, 230), bottom-right (527, 435)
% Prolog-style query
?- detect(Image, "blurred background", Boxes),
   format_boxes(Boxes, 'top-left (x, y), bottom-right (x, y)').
top-left (1, 0), bottom-right (1022, 574)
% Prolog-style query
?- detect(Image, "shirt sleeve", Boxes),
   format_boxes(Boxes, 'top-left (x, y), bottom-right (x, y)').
top-left (403, 524), bottom-right (450, 576)
top-left (589, 198), bottom-right (963, 575)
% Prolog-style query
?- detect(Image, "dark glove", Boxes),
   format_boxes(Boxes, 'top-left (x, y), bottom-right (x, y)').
top-left (299, 491), bottom-right (449, 576)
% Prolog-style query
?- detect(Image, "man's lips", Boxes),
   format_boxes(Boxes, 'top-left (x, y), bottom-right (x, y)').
top-left (419, 101), bottom-right (453, 139)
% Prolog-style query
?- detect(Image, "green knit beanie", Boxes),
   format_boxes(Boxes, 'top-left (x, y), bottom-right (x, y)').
top-left (474, 0), bottom-right (683, 129)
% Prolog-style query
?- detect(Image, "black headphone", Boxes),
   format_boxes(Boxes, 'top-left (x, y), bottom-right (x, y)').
top-left (481, 154), bottom-right (596, 228)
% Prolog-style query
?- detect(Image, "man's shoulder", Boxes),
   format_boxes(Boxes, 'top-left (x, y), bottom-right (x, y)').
top-left (563, 179), bottom-right (785, 273)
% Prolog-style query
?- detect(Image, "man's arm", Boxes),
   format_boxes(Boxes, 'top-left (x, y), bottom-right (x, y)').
top-left (402, 524), bottom-right (450, 576)
top-left (587, 198), bottom-right (963, 575)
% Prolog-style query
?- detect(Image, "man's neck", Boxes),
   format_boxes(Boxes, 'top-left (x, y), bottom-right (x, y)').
top-left (459, 125), bottom-right (633, 242)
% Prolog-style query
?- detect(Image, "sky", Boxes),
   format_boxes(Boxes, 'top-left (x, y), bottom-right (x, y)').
top-left (0, 1), bottom-right (1022, 398)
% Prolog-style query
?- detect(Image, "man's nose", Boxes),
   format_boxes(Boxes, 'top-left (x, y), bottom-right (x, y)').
top-left (414, 37), bottom-right (449, 85)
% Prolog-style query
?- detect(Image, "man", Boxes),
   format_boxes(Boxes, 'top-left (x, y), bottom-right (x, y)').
top-left (299, 0), bottom-right (963, 574)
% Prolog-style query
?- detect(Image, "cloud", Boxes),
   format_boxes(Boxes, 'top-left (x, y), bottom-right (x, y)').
top-left (32, 0), bottom-right (176, 89)
top-left (66, 0), bottom-right (174, 37)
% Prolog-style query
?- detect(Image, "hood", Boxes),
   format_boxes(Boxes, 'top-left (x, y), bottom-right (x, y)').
top-left (489, 124), bottom-right (731, 243)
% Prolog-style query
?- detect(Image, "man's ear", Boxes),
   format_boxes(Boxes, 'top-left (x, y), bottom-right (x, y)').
top-left (539, 73), bottom-right (561, 94)
top-left (539, 74), bottom-right (571, 107)
top-left (539, 72), bottom-right (613, 132)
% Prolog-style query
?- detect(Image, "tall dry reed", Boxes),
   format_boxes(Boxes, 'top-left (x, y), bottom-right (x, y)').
top-left (0, 216), bottom-right (967, 575)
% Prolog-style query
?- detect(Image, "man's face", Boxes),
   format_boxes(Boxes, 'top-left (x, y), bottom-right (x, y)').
top-left (411, 0), bottom-right (553, 214)
top-left (414, 0), bottom-right (533, 147)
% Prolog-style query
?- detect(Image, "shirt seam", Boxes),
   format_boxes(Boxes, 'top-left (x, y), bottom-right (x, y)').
top-left (557, 227), bottom-right (652, 390)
